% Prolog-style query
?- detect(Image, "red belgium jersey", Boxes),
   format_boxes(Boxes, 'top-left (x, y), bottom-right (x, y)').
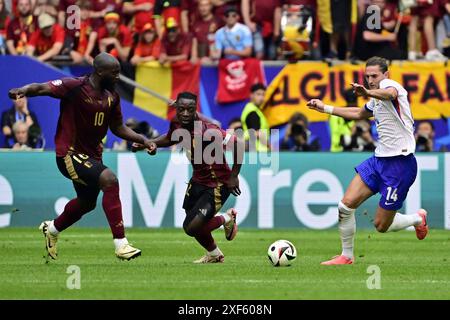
top-left (48, 76), bottom-right (123, 160)
top-left (167, 115), bottom-right (235, 188)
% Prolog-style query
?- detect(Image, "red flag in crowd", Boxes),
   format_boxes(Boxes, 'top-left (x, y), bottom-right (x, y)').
top-left (216, 58), bottom-right (266, 104)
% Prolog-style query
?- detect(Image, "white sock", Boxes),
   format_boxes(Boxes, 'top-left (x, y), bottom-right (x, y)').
top-left (48, 220), bottom-right (60, 235)
top-left (338, 202), bottom-right (356, 259)
top-left (208, 247), bottom-right (221, 257)
top-left (387, 213), bottom-right (422, 232)
top-left (113, 238), bottom-right (129, 250)
top-left (220, 212), bottom-right (231, 224)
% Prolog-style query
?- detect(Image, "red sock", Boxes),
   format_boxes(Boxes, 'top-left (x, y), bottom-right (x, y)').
top-left (102, 183), bottom-right (125, 239)
top-left (54, 198), bottom-right (88, 231)
top-left (204, 216), bottom-right (225, 232)
top-left (195, 230), bottom-right (217, 252)
top-left (194, 216), bottom-right (224, 251)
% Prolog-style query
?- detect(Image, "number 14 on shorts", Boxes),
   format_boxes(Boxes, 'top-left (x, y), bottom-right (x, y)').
top-left (386, 187), bottom-right (398, 204)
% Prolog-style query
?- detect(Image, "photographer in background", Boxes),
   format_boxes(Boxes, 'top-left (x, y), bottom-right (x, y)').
top-left (342, 118), bottom-right (376, 152)
top-left (415, 120), bottom-right (435, 152)
top-left (113, 118), bottom-right (160, 151)
top-left (281, 112), bottom-right (320, 151)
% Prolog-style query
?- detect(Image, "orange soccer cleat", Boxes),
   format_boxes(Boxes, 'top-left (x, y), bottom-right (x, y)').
top-left (415, 209), bottom-right (428, 240)
top-left (321, 255), bottom-right (354, 265)
top-left (224, 208), bottom-right (238, 241)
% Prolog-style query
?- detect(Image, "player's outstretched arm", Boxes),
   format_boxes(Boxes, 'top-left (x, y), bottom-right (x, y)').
top-left (307, 99), bottom-right (372, 120)
top-left (351, 82), bottom-right (397, 101)
top-left (152, 134), bottom-right (177, 148)
top-left (131, 134), bottom-right (176, 154)
top-left (110, 122), bottom-right (157, 154)
top-left (8, 83), bottom-right (54, 99)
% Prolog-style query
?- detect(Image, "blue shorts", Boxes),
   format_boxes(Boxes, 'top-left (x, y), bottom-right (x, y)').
top-left (355, 154), bottom-right (417, 211)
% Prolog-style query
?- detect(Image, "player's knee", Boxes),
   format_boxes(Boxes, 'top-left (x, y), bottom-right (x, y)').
top-left (183, 224), bottom-right (197, 237)
top-left (100, 170), bottom-right (118, 189)
top-left (183, 219), bottom-right (197, 237)
top-left (374, 221), bottom-right (389, 233)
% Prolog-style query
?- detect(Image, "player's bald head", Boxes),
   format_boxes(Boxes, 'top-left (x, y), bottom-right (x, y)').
top-left (93, 53), bottom-right (120, 73)
top-left (93, 53), bottom-right (121, 90)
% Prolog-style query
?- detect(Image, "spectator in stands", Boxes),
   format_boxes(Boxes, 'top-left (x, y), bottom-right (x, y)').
top-left (33, 0), bottom-right (58, 19)
top-left (211, 0), bottom-right (241, 27)
top-left (182, 0), bottom-right (229, 32)
top-left (11, 121), bottom-right (33, 150)
top-left (89, 0), bottom-right (123, 30)
top-left (328, 0), bottom-right (352, 60)
top-left (0, 0), bottom-right (10, 55)
top-left (1, 96), bottom-right (41, 148)
top-left (130, 22), bottom-right (161, 65)
top-left (159, 17), bottom-right (192, 65)
top-left (123, 0), bottom-right (154, 34)
top-left (409, 0), bottom-right (448, 61)
top-left (57, 0), bottom-right (77, 29)
top-left (241, 83), bottom-right (270, 152)
top-left (354, 0), bottom-right (401, 61)
top-left (6, 0), bottom-right (36, 55)
top-left (153, 0), bottom-right (182, 39)
top-left (181, 0), bottom-right (199, 32)
top-left (58, 0), bottom-right (79, 59)
top-left (357, 0), bottom-right (371, 18)
top-left (444, 1), bottom-right (450, 58)
top-left (212, 6), bottom-right (252, 60)
top-left (65, 0), bottom-right (97, 64)
top-left (342, 119), bottom-right (376, 152)
top-left (329, 88), bottom-right (355, 152)
top-left (281, 112), bottom-right (320, 151)
top-left (98, 12), bottom-right (133, 62)
top-left (241, 0), bottom-right (281, 60)
top-left (26, 13), bottom-right (65, 61)
top-left (190, 0), bottom-right (220, 63)
top-left (415, 120), bottom-right (435, 152)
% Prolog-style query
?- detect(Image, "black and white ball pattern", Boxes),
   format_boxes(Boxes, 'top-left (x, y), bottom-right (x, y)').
top-left (267, 240), bottom-right (297, 267)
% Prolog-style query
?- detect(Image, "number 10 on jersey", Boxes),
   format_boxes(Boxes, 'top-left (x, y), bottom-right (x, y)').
top-left (94, 112), bottom-right (104, 126)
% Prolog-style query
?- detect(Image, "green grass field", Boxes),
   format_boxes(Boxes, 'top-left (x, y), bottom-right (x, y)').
top-left (1, 227), bottom-right (449, 299)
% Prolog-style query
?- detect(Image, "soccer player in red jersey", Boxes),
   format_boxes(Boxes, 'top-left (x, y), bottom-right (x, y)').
top-left (8, 53), bottom-right (155, 261)
top-left (133, 92), bottom-right (244, 263)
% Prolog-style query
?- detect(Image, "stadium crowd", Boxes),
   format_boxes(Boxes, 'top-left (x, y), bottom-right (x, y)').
top-left (1, 0), bottom-right (449, 152)
top-left (0, 0), bottom-right (449, 63)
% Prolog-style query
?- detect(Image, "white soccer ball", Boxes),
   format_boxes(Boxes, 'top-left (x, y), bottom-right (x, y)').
top-left (267, 240), bottom-right (297, 267)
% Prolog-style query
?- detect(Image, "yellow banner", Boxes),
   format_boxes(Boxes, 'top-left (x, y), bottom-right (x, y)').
top-left (134, 61), bottom-right (171, 119)
top-left (262, 61), bottom-right (450, 127)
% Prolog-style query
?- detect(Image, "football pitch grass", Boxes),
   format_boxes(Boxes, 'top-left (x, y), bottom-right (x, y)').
top-left (1, 228), bottom-right (449, 300)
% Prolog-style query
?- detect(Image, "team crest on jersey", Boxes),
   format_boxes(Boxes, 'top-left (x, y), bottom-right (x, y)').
top-left (52, 80), bottom-right (62, 86)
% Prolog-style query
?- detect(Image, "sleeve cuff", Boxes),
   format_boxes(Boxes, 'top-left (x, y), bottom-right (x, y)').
top-left (364, 104), bottom-right (373, 113)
